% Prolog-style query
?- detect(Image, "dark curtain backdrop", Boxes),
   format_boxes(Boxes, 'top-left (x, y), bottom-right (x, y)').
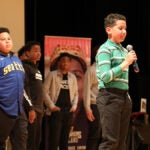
top-left (25, 0), bottom-right (150, 124)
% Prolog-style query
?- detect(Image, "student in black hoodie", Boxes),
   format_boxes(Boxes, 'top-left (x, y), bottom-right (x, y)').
top-left (18, 45), bottom-right (36, 124)
top-left (22, 41), bottom-right (44, 150)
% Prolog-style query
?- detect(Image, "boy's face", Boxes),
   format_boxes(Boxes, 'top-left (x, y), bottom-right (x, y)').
top-left (59, 56), bottom-right (71, 71)
top-left (106, 20), bottom-right (127, 44)
top-left (26, 45), bottom-right (41, 63)
top-left (0, 32), bottom-right (13, 54)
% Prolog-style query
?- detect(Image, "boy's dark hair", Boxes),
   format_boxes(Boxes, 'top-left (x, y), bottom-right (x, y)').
top-left (24, 41), bottom-right (41, 51)
top-left (18, 46), bottom-right (25, 57)
top-left (0, 27), bottom-right (10, 34)
top-left (104, 13), bottom-right (126, 28)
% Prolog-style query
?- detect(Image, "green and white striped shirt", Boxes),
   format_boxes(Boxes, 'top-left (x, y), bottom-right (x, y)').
top-left (96, 39), bottom-right (129, 90)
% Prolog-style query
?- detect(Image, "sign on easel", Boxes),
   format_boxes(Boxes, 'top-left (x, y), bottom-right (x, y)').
top-left (140, 98), bottom-right (147, 113)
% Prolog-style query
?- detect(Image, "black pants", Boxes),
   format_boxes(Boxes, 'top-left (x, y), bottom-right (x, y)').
top-left (97, 88), bottom-right (132, 150)
top-left (86, 104), bottom-right (101, 150)
top-left (48, 110), bottom-right (73, 150)
top-left (27, 112), bottom-right (43, 150)
top-left (0, 109), bottom-right (27, 150)
top-left (0, 109), bottom-right (28, 150)
top-left (0, 109), bottom-right (16, 150)
top-left (10, 111), bottom-right (28, 150)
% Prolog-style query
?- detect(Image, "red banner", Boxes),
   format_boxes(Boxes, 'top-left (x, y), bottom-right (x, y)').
top-left (44, 35), bottom-right (91, 77)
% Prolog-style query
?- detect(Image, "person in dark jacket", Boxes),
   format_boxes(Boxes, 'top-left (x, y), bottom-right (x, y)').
top-left (18, 45), bottom-right (36, 124)
top-left (0, 27), bottom-right (25, 150)
top-left (22, 41), bottom-right (44, 150)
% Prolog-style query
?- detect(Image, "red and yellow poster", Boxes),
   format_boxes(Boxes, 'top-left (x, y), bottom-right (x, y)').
top-left (44, 35), bottom-right (91, 150)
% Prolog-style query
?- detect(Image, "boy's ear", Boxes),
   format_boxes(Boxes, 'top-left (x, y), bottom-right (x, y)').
top-left (105, 27), bottom-right (111, 35)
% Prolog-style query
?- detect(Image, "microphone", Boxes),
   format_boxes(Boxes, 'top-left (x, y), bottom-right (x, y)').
top-left (126, 44), bottom-right (140, 73)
